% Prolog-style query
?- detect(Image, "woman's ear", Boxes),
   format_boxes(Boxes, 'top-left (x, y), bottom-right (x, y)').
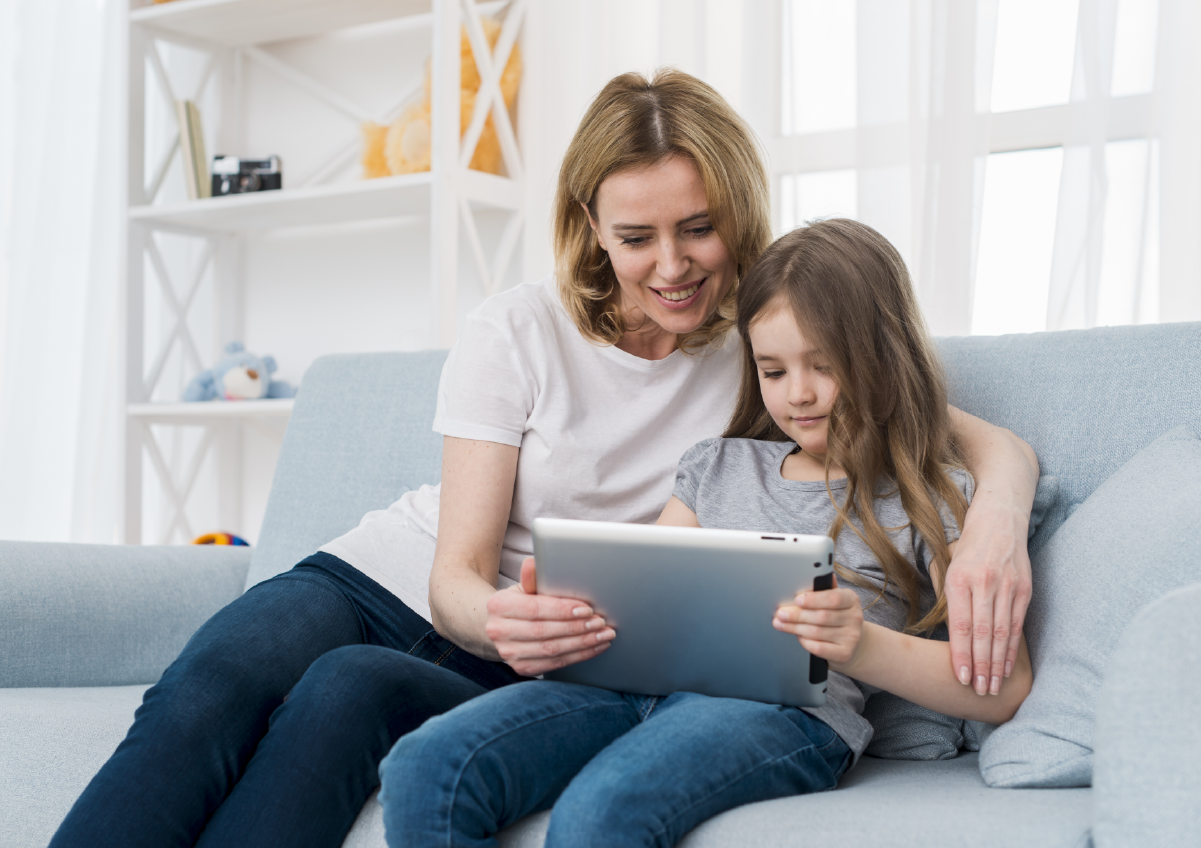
top-left (580, 201), bottom-right (605, 251)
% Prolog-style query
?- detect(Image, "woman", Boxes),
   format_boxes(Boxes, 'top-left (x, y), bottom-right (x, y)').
top-left (51, 70), bottom-right (1036, 848)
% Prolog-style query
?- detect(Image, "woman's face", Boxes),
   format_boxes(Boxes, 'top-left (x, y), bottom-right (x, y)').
top-left (585, 156), bottom-right (737, 348)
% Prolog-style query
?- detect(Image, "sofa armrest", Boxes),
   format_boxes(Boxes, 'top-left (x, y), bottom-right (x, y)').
top-left (0, 541), bottom-right (251, 688)
top-left (1091, 582), bottom-right (1201, 847)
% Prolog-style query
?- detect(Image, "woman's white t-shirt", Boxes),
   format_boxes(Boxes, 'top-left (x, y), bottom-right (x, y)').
top-left (321, 276), bottom-right (742, 622)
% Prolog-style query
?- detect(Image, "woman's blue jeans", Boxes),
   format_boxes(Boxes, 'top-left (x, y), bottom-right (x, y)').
top-left (379, 680), bottom-right (852, 848)
top-left (49, 553), bottom-right (524, 848)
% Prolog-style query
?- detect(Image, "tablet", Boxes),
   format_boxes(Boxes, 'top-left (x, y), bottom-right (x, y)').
top-left (532, 517), bottom-right (835, 707)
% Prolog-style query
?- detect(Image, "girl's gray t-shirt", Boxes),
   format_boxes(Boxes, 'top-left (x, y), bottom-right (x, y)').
top-left (673, 437), bottom-right (974, 762)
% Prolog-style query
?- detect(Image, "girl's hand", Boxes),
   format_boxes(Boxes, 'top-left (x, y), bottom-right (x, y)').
top-left (484, 558), bottom-right (616, 676)
top-left (772, 576), bottom-right (864, 667)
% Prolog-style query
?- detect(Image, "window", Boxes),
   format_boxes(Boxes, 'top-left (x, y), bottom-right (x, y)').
top-left (775, 0), bottom-right (1165, 336)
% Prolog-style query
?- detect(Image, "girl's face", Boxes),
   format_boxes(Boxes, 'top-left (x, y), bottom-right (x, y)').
top-left (585, 156), bottom-right (737, 354)
top-left (748, 303), bottom-right (839, 459)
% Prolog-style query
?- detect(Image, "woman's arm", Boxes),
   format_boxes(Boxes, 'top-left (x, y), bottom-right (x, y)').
top-left (948, 406), bottom-right (1039, 696)
top-left (773, 579), bottom-right (1033, 724)
top-left (429, 436), bottom-right (613, 672)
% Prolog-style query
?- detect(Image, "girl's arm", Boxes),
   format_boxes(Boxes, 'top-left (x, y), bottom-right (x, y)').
top-left (947, 406), bottom-right (1040, 695)
top-left (429, 436), bottom-right (614, 673)
top-left (773, 577), bottom-right (1033, 724)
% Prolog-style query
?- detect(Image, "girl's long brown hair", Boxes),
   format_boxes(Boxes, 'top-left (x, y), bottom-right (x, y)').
top-left (552, 69), bottom-right (772, 352)
top-left (724, 219), bottom-right (967, 633)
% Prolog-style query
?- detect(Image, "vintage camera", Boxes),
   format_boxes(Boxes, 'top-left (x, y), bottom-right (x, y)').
top-left (211, 155), bottom-right (282, 196)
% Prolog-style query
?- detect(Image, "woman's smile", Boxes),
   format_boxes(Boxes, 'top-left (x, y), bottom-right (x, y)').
top-left (652, 278), bottom-right (705, 306)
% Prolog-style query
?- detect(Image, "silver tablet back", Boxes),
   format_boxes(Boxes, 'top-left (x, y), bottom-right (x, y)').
top-left (533, 518), bottom-right (835, 707)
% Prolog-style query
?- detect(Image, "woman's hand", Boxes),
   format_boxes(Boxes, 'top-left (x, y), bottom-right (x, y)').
top-left (772, 576), bottom-right (864, 666)
top-left (945, 500), bottom-right (1034, 696)
top-left (485, 559), bottom-right (615, 676)
top-left (947, 406), bottom-right (1039, 698)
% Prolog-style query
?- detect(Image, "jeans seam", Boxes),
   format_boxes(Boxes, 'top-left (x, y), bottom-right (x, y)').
top-left (445, 702), bottom-right (627, 845)
top-left (639, 696), bottom-right (661, 722)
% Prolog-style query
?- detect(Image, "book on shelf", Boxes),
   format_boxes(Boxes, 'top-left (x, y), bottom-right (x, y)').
top-left (174, 100), bottom-right (211, 201)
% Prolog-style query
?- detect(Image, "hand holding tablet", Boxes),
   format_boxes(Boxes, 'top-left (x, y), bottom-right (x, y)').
top-left (530, 517), bottom-right (835, 707)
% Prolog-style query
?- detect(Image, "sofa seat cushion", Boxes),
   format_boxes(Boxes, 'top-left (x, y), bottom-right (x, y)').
top-left (678, 754), bottom-right (1090, 847)
top-left (0, 685), bottom-right (149, 848)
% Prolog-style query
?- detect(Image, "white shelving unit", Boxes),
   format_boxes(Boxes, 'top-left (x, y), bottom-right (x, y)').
top-left (124, 0), bottom-right (526, 544)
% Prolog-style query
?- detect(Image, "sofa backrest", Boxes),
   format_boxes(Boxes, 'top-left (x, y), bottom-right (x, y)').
top-left (247, 321), bottom-right (1201, 588)
top-left (936, 321), bottom-right (1201, 553)
top-left (246, 350), bottom-right (448, 589)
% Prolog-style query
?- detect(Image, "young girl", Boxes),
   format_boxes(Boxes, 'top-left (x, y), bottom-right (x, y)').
top-left (377, 219), bottom-right (1033, 848)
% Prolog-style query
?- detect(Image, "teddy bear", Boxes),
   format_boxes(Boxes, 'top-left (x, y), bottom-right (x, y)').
top-left (182, 341), bottom-right (296, 402)
top-left (361, 16), bottom-right (522, 179)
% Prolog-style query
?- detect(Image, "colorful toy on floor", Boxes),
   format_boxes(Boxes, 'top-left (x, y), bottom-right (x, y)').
top-left (191, 532), bottom-right (250, 546)
top-left (183, 341), bottom-right (296, 402)
top-left (361, 16), bottom-right (521, 178)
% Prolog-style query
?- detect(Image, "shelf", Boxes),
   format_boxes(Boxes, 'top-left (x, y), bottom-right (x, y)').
top-left (131, 0), bottom-right (432, 47)
top-left (128, 399), bottom-right (295, 423)
top-left (129, 170), bottom-right (519, 233)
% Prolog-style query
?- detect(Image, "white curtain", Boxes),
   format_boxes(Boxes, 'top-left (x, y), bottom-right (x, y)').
top-left (0, 0), bottom-right (125, 542)
top-left (778, 0), bottom-right (1201, 335)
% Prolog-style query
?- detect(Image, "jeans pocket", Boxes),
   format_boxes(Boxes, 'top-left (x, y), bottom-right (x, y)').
top-left (406, 630), bottom-right (528, 691)
top-left (407, 630), bottom-right (458, 666)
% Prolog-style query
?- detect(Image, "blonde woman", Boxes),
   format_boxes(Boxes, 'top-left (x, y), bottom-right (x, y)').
top-left (52, 71), bottom-right (1037, 848)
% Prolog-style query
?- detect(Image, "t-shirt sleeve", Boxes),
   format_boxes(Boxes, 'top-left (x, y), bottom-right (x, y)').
top-left (432, 311), bottom-right (535, 447)
top-left (671, 438), bottom-right (722, 513)
top-left (913, 467), bottom-right (975, 570)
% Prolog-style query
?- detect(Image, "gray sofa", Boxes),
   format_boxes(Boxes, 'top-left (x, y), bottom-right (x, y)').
top-left (3, 323), bottom-right (1199, 847)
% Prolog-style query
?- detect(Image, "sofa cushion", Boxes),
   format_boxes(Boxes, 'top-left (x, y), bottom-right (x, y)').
top-left (0, 685), bottom-right (149, 848)
top-left (1091, 583), bottom-right (1201, 848)
top-left (247, 351), bottom-right (448, 589)
top-left (937, 322), bottom-right (1201, 556)
top-left (979, 425), bottom-right (1201, 787)
top-left (0, 542), bottom-right (249, 688)
top-left (680, 754), bottom-right (1090, 847)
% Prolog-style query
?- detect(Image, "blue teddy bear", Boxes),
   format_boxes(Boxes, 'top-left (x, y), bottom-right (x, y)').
top-left (183, 341), bottom-right (297, 402)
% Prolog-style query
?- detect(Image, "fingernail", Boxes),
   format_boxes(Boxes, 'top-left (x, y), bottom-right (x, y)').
top-left (572, 606), bottom-right (593, 618)
top-left (585, 618), bottom-right (602, 631)
top-left (1005, 660), bottom-right (1013, 678)
top-left (975, 675), bottom-right (987, 695)
top-left (958, 666), bottom-right (970, 686)
top-left (597, 629), bottom-right (616, 642)
top-left (990, 676), bottom-right (1000, 695)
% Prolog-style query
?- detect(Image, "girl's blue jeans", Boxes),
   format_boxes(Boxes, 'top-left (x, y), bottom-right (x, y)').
top-left (379, 680), bottom-right (852, 848)
top-left (49, 553), bottom-right (524, 848)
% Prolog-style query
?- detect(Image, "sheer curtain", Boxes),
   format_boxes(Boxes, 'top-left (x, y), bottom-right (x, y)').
top-left (0, 0), bottom-right (125, 542)
top-left (777, 0), bottom-right (1200, 336)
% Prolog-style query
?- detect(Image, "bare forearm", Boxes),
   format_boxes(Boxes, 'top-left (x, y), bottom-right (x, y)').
top-left (952, 406), bottom-right (1039, 517)
top-left (429, 563), bottom-right (504, 661)
top-left (834, 623), bottom-right (1032, 724)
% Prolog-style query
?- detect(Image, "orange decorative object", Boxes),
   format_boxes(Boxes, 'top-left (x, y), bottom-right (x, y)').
top-left (192, 532), bottom-right (250, 546)
top-left (361, 17), bottom-right (522, 179)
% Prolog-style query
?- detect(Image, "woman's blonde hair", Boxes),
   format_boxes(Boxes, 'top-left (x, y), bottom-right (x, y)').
top-left (553, 69), bottom-right (772, 351)
top-left (724, 219), bottom-right (968, 634)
